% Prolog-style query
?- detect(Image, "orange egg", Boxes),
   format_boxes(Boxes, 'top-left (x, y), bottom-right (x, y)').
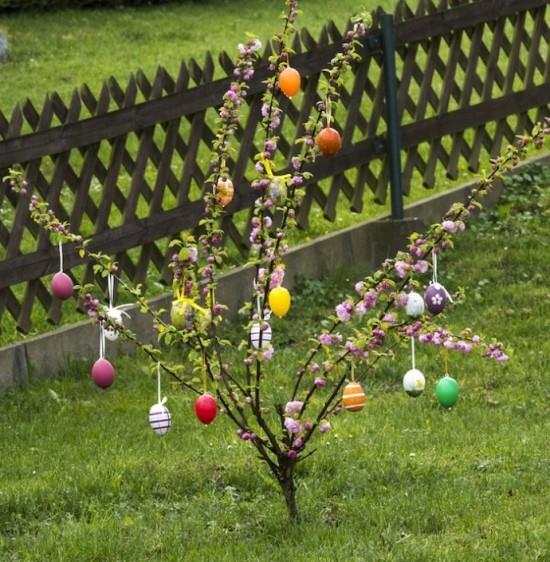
top-left (215, 178), bottom-right (234, 207)
top-left (279, 67), bottom-right (301, 98)
top-left (316, 127), bottom-right (342, 157)
top-left (342, 381), bottom-right (366, 412)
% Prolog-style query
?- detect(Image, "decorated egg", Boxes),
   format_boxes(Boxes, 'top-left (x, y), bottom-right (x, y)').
top-left (278, 67), bottom-right (301, 98)
top-left (405, 291), bottom-right (425, 317)
top-left (51, 272), bottom-right (74, 300)
top-left (402, 368), bottom-right (426, 397)
top-left (195, 393), bottom-right (218, 425)
top-left (105, 308), bottom-right (123, 342)
top-left (250, 322), bottom-right (272, 349)
top-left (91, 358), bottom-right (115, 389)
top-left (215, 177), bottom-right (234, 207)
top-left (171, 300), bottom-right (194, 330)
top-left (342, 381), bottom-right (366, 412)
top-left (149, 402), bottom-right (172, 436)
top-left (267, 177), bottom-right (287, 203)
top-left (424, 283), bottom-right (448, 315)
top-left (435, 375), bottom-right (459, 408)
top-left (316, 127), bottom-right (342, 157)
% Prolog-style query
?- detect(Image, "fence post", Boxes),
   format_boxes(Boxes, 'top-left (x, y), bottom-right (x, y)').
top-left (381, 13), bottom-right (404, 220)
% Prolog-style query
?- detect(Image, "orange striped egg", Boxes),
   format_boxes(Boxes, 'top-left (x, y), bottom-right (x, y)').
top-left (342, 381), bottom-right (366, 412)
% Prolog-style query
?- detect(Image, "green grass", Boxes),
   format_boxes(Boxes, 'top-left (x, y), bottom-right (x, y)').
top-left (0, 168), bottom-right (549, 560)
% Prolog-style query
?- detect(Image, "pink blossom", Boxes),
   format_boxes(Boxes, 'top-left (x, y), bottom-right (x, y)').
top-left (287, 449), bottom-right (298, 458)
top-left (335, 301), bottom-right (353, 322)
top-left (396, 293), bottom-right (409, 307)
top-left (285, 401), bottom-right (303, 415)
top-left (314, 377), bottom-right (326, 387)
top-left (263, 346), bottom-right (274, 360)
top-left (269, 266), bottom-right (285, 289)
top-left (395, 260), bottom-right (410, 278)
top-left (364, 290), bottom-right (378, 309)
top-left (319, 333), bottom-right (332, 346)
top-left (319, 420), bottom-right (331, 433)
top-left (355, 301), bottom-right (367, 317)
top-left (355, 281), bottom-right (366, 296)
top-left (284, 417), bottom-right (302, 434)
top-left (414, 260), bottom-right (429, 273)
top-left (442, 220), bottom-right (458, 233)
top-left (383, 313), bottom-right (395, 324)
top-left (472, 335), bottom-right (481, 343)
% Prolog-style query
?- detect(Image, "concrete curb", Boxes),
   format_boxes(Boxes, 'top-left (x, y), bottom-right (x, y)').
top-left (1, 151), bottom-right (549, 390)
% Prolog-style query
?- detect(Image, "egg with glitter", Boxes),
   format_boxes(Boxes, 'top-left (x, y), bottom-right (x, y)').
top-left (250, 322), bottom-right (272, 349)
top-left (215, 177), bottom-right (234, 207)
top-left (405, 291), bottom-right (425, 317)
top-left (51, 272), bottom-right (74, 300)
top-left (91, 358), bottom-right (115, 389)
top-left (342, 381), bottom-right (366, 412)
top-left (435, 375), bottom-right (459, 408)
top-left (195, 393), bottom-right (218, 425)
top-left (171, 300), bottom-right (194, 330)
top-left (267, 177), bottom-right (287, 203)
top-left (402, 368), bottom-right (426, 397)
top-left (105, 308), bottom-right (123, 342)
top-left (424, 283), bottom-right (448, 315)
top-left (149, 403), bottom-right (172, 436)
top-left (268, 286), bottom-right (291, 318)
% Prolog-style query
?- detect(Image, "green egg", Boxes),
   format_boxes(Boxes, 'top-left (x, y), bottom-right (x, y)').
top-left (435, 375), bottom-right (459, 408)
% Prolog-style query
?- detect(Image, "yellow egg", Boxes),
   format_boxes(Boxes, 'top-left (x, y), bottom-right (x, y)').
top-left (342, 381), bottom-right (366, 412)
top-left (268, 286), bottom-right (291, 318)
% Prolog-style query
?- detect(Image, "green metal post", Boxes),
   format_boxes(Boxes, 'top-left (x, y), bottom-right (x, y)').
top-left (381, 13), bottom-right (404, 220)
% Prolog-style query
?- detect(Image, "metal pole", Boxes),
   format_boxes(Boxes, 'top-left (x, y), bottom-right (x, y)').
top-left (381, 13), bottom-right (404, 220)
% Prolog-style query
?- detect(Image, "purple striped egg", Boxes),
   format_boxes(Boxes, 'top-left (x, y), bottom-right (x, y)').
top-left (149, 403), bottom-right (172, 436)
top-left (424, 283), bottom-right (448, 315)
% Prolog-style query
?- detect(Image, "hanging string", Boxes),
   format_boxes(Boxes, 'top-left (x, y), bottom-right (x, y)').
top-left (432, 249), bottom-right (438, 285)
top-left (157, 361), bottom-right (162, 405)
top-left (202, 352), bottom-right (208, 394)
top-left (411, 336), bottom-right (416, 370)
top-left (443, 348), bottom-right (449, 376)
top-left (99, 322), bottom-right (105, 359)
top-left (326, 96), bottom-right (332, 128)
top-left (108, 273), bottom-right (115, 309)
top-left (350, 362), bottom-right (355, 382)
top-left (58, 240), bottom-right (64, 273)
top-left (253, 279), bottom-right (262, 318)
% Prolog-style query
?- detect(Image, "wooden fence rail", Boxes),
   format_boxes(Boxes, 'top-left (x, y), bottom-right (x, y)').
top-left (0, 0), bottom-right (548, 333)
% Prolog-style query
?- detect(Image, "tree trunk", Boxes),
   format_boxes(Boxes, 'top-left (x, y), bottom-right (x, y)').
top-left (279, 459), bottom-right (299, 521)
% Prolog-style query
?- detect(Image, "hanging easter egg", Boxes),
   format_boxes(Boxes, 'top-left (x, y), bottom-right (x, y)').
top-left (195, 393), bottom-right (218, 425)
top-left (51, 272), bottom-right (74, 300)
top-left (171, 300), bottom-right (194, 330)
top-left (406, 291), bottom-right (425, 317)
top-left (215, 177), bottom-right (234, 207)
top-left (149, 402), bottom-right (172, 436)
top-left (267, 177), bottom-right (287, 204)
top-left (435, 375), bottom-right (459, 408)
top-left (250, 322), bottom-right (272, 349)
top-left (278, 66), bottom-right (301, 98)
top-left (104, 308), bottom-right (123, 342)
top-left (316, 127), bottom-right (342, 157)
top-left (268, 286), bottom-right (291, 318)
top-left (424, 282), bottom-right (448, 315)
top-left (402, 368), bottom-right (426, 397)
top-left (342, 381), bottom-right (366, 412)
top-left (91, 358), bottom-right (115, 389)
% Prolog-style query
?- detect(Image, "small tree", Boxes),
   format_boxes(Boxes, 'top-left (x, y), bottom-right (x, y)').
top-left (5, 0), bottom-right (549, 521)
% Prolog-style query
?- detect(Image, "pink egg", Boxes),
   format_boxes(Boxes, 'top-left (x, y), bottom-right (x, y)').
top-left (91, 358), bottom-right (115, 389)
top-left (51, 272), bottom-right (74, 300)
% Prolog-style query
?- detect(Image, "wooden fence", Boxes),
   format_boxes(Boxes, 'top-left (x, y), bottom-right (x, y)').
top-left (0, 0), bottom-right (549, 333)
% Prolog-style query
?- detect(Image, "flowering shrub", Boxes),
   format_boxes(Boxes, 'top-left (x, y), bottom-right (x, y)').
top-left (5, 0), bottom-right (550, 520)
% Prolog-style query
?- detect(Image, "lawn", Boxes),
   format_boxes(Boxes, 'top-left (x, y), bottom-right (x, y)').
top-left (0, 165), bottom-right (548, 561)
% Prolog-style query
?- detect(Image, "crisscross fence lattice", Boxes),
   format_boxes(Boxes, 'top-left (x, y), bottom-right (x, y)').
top-left (0, 0), bottom-right (549, 333)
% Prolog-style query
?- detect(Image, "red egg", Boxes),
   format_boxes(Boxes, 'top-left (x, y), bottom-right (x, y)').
top-left (51, 272), bottom-right (74, 300)
top-left (195, 393), bottom-right (218, 425)
top-left (91, 358), bottom-right (115, 389)
top-left (316, 127), bottom-right (342, 157)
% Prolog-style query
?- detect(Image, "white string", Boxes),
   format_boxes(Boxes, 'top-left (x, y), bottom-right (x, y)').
top-left (411, 336), bottom-right (416, 370)
top-left (108, 274), bottom-right (115, 309)
top-left (253, 279), bottom-right (262, 318)
top-left (157, 361), bottom-right (161, 405)
top-left (432, 249), bottom-right (438, 285)
top-left (99, 322), bottom-right (105, 359)
top-left (58, 240), bottom-right (63, 273)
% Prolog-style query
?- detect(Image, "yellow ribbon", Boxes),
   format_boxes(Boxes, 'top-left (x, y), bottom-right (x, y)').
top-left (173, 288), bottom-right (209, 316)
top-left (260, 156), bottom-right (291, 184)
